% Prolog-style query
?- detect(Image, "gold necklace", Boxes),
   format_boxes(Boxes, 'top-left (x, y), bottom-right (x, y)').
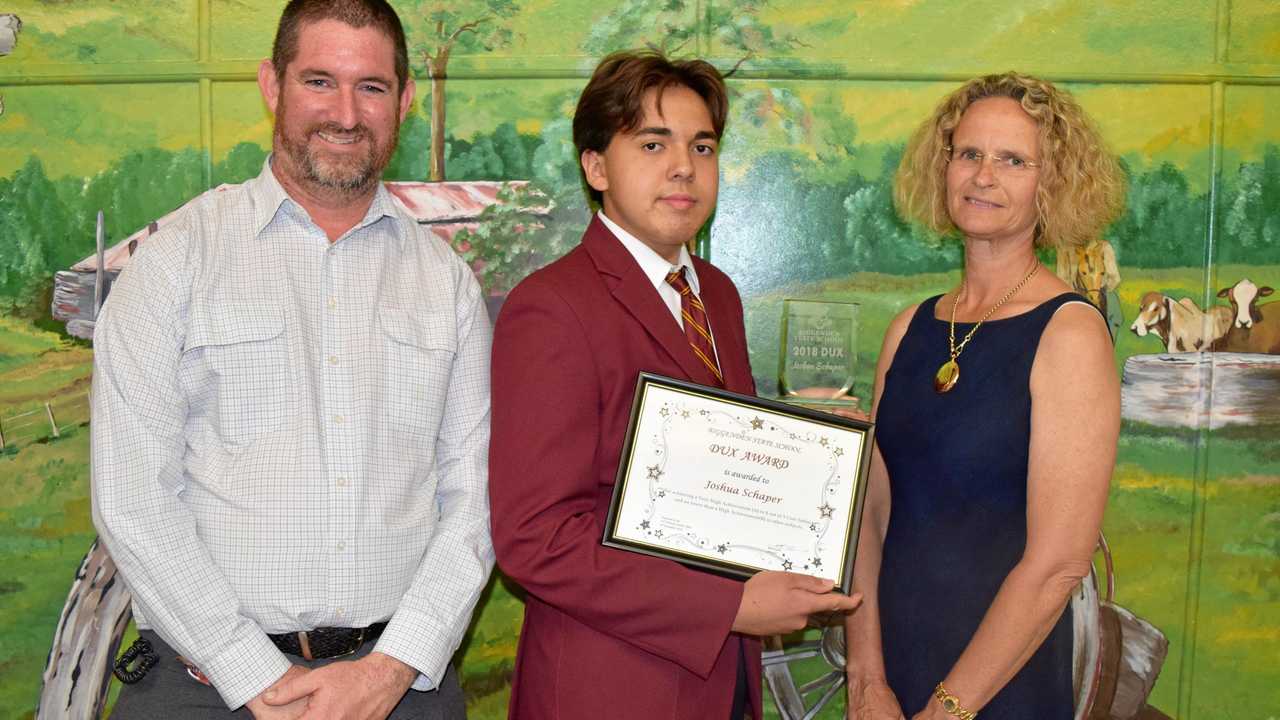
top-left (934, 261), bottom-right (1041, 393)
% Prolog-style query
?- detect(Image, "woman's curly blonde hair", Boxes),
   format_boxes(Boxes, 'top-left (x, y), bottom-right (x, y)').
top-left (894, 72), bottom-right (1126, 250)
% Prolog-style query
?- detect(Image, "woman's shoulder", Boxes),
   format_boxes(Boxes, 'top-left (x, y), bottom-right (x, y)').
top-left (1033, 299), bottom-right (1114, 384)
top-left (1042, 299), bottom-right (1110, 342)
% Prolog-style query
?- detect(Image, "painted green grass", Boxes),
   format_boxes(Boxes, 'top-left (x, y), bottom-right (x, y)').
top-left (0, 429), bottom-right (98, 720)
top-left (0, 316), bottom-right (92, 424)
top-left (0, 317), bottom-right (62, 365)
top-left (1107, 430), bottom-right (1280, 716)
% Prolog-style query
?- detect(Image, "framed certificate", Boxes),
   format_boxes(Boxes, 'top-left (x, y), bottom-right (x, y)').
top-left (603, 373), bottom-right (874, 594)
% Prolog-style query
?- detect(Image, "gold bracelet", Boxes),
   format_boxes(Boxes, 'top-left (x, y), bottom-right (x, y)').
top-left (933, 682), bottom-right (976, 720)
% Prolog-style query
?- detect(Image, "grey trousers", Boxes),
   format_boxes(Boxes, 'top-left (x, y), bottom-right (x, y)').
top-left (110, 630), bottom-right (465, 719)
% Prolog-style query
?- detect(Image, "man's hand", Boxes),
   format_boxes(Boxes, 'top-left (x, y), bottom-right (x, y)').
top-left (263, 652), bottom-right (417, 720)
top-left (731, 571), bottom-right (862, 636)
top-left (246, 665), bottom-right (311, 720)
top-left (846, 676), bottom-right (905, 720)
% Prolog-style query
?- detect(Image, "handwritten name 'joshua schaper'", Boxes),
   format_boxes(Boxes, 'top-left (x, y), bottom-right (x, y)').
top-left (703, 480), bottom-right (783, 505)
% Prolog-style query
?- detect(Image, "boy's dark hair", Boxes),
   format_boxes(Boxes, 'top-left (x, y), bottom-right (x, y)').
top-left (573, 51), bottom-right (729, 204)
top-left (272, 0), bottom-right (409, 91)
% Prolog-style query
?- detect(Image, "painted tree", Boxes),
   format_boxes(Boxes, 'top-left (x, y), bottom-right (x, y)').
top-left (582, 0), bottom-right (847, 146)
top-left (1222, 146), bottom-right (1280, 265)
top-left (405, 1), bottom-right (521, 181)
top-left (1107, 161), bottom-right (1205, 268)
top-left (583, 0), bottom-right (803, 70)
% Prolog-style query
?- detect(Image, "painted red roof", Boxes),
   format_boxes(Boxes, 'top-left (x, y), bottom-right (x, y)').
top-left (386, 181), bottom-right (530, 223)
top-left (71, 180), bottom-right (541, 272)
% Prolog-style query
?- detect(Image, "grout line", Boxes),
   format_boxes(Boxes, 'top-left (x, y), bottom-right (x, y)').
top-left (699, 0), bottom-right (711, 59)
top-left (198, 0), bottom-right (213, 188)
top-left (198, 0), bottom-right (211, 63)
top-left (1215, 0), bottom-right (1231, 64)
top-left (200, 78), bottom-right (214, 188)
top-left (4, 66), bottom-right (1280, 87)
top-left (1178, 3), bottom-right (1230, 712)
top-left (1176, 76), bottom-right (1226, 720)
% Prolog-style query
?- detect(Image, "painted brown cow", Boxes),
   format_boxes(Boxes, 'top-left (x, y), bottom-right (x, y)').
top-left (1210, 278), bottom-right (1280, 354)
top-left (1129, 291), bottom-right (1232, 352)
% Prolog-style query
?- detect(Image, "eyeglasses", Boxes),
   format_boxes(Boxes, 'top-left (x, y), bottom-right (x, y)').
top-left (944, 146), bottom-right (1041, 174)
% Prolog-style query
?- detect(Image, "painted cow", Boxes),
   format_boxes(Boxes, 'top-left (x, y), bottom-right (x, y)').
top-left (1129, 291), bottom-right (1232, 352)
top-left (1209, 279), bottom-right (1280, 354)
top-left (1218, 278), bottom-right (1273, 329)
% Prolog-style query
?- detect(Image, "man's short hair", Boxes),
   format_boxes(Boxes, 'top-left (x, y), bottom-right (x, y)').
top-left (272, 0), bottom-right (409, 92)
top-left (573, 50), bottom-right (729, 204)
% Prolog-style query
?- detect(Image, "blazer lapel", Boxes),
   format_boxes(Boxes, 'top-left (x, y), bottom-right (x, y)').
top-left (582, 217), bottom-right (722, 387)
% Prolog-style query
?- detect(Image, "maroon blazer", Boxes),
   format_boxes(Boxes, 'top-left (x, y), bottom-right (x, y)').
top-left (490, 217), bottom-right (763, 719)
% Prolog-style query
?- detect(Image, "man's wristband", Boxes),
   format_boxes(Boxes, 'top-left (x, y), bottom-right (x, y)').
top-left (933, 682), bottom-right (976, 720)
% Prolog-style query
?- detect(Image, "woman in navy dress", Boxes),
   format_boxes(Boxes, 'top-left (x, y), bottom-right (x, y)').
top-left (843, 73), bottom-right (1125, 719)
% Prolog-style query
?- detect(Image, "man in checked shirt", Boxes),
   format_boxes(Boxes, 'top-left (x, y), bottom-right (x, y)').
top-left (91, 1), bottom-right (491, 718)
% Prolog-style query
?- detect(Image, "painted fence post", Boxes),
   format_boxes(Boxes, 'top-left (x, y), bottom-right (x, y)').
top-left (93, 210), bottom-right (106, 319)
top-left (45, 402), bottom-right (60, 438)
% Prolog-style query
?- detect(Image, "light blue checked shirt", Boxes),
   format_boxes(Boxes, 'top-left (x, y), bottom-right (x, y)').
top-left (91, 159), bottom-right (494, 709)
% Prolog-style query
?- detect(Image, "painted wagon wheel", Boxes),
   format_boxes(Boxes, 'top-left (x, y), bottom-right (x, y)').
top-left (39, 537), bottom-right (133, 720)
top-left (762, 619), bottom-right (847, 720)
top-left (763, 565), bottom-right (1104, 720)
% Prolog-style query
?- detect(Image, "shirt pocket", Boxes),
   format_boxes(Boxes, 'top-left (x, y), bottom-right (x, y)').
top-left (181, 304), bottom-right (289, 448)
top-left (377, 305), bottom-right (456, 441)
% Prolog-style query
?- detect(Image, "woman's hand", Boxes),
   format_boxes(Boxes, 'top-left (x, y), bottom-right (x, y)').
top-left (846, 676), bottom-right (905, 720)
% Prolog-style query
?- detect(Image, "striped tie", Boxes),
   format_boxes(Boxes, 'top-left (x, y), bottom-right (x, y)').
top-left (665, 267), bottom-right (724, 386)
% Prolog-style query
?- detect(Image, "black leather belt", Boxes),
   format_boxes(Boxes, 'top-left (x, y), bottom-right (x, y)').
top-left (268, 622), bottom-right (387, 661)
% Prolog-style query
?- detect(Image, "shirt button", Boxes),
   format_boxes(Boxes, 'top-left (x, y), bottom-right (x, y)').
top-left (333, 414), bottom-right (345, 425)
top-left (336, 476), bottom-right (348, 487)
top-left (327, 355), bottom-right (339, 366)
top-left (335, 607), bottom-right (344, 617)
top-left (337, 541), bottom-right (346, 551)
top-left (327, 297), bottom-right (337, 310)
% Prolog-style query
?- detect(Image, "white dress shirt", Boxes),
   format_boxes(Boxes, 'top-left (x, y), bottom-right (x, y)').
top-left (91, 159), bottom-right (494, 709)
top-left (598, 211), bottom-right (719, 363)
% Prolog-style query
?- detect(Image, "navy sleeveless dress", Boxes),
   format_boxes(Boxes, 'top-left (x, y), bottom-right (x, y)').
top-left (875, 292), bottom-right (1090, 718)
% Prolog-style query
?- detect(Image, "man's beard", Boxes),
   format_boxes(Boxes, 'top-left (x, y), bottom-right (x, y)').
top-left (275, 112), bottom-right (399, 196)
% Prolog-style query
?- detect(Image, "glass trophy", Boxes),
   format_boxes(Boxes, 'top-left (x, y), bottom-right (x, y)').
top-left (777, 299), bottom-right (859, 406)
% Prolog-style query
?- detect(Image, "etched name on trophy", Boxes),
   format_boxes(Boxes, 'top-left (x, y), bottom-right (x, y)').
top-left (777, 299), bottom-right (858, 405)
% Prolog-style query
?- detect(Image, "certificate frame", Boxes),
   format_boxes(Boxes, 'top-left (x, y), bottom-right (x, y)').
top-left (602, 372), bottom-right (874, 594)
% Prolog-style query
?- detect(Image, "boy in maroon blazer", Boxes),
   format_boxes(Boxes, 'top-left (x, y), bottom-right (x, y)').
top-left (489, 51), bottom-right (861, 719)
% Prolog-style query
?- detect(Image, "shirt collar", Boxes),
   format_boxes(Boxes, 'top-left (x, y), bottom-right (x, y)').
top-left (597, 211), bottom-right (700, 295)
top-left (249, 155), bottom-right (401, 240)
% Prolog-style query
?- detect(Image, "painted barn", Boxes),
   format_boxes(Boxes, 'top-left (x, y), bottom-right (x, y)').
top-left (52, 180), bottom-right (542, 339)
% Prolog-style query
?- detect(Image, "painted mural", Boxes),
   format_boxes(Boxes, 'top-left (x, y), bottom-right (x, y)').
top-left (1, 1), bottom-right (1278, 718)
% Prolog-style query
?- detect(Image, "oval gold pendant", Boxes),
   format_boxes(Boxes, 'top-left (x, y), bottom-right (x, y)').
top-left (934, 359), bottom-right (959, 393)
